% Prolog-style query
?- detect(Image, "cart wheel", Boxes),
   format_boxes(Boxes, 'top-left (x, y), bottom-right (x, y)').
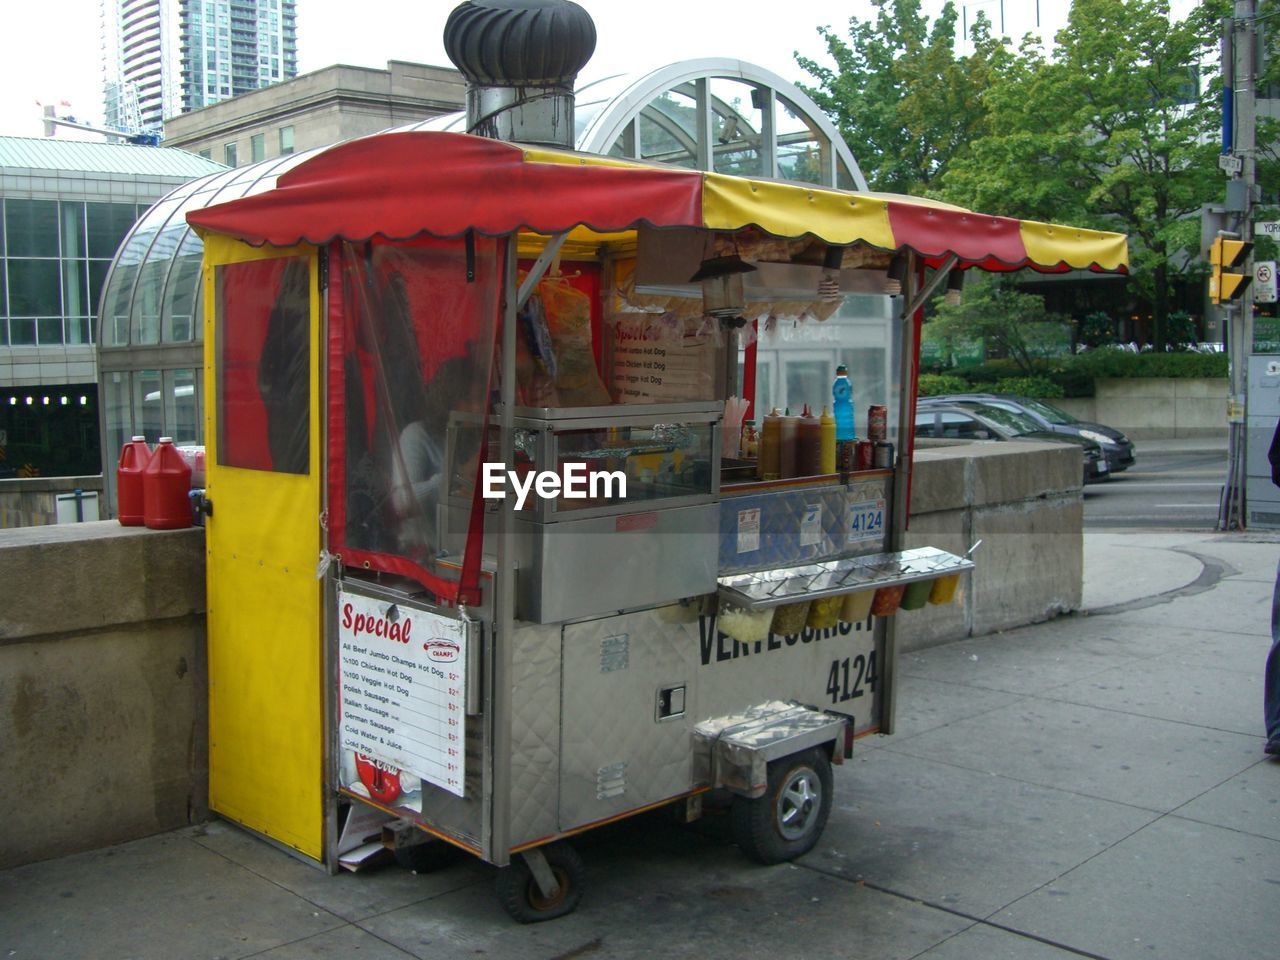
top-left (494, 842), bottom-right (584, 923)
top-left (731, 747), bottom-right (833, 865)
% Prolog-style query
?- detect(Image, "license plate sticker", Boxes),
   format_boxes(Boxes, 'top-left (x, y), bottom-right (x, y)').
top-left (848, 499), bottom-right (885, 542)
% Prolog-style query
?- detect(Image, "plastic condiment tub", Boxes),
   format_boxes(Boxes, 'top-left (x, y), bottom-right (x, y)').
top-left (900, 579), bottom-right (933, 611)
top-left (807, 595), bottom-right (842, 630)
top-left (870, 584), bottom-right (905, 617)
top-left (929, 573), bottom-right (961, 605)
top-left (840, 590), bottom-right (874, 622)
top-left (770, 600), bottom-right (812, 636)
top-left (718, 602), bottom-right (772, 645)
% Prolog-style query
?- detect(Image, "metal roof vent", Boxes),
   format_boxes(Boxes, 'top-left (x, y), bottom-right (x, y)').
top-left (444, 0), bottom-right (596, 147)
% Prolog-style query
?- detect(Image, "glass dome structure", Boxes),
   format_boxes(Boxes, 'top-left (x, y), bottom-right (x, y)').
top-left (416, 60), bottom-right (866, 189)
top-left (96, 58), bottom-right (866, 502)
top-left (97, 149), bottom-right (323, 482)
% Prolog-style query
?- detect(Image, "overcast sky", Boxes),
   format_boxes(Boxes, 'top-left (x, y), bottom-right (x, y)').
top-left (0, 1), bottom-right (1109, 139)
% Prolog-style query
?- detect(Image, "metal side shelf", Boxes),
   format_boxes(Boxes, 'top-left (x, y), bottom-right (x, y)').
top-left (717, 546), bottom-right (974, 610)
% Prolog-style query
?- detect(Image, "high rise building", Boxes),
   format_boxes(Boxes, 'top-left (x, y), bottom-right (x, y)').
top-left (101, 0), bottom-right (297, 137)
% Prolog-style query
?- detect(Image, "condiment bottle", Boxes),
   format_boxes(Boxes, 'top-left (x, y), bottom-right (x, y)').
top-left (759, 408), bottom-right (782, 480)
top-left (741, 420), bottom-right (758, 460)
top-left (779, 407), bottom-right (799, 479)
top-left (819, 406), bottom-right (836, 474)
top-left (833, 364), bottom-right (855, 442)
top-left (797, 404), bottom-right (822, 477)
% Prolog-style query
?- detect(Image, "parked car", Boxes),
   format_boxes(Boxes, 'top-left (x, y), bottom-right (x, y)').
top-left (920, 393), bottom-right (1135, 473)
top-left (914, 399), bottom-right (1110, 484)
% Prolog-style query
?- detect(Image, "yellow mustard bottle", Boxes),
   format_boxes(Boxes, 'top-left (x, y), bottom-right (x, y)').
top-left (820, 405), bottom-right (836, 474)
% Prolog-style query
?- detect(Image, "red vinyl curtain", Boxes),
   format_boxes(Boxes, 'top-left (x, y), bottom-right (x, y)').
top-left (327, 236), bottom-right (500, 604)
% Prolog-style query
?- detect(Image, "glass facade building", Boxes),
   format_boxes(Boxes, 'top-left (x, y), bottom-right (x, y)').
top-left (3, 198), bottom-right (140, 351)
top-left (0, 136), bottom-right (224, 479)
top-left (179, 0), bottom-right (298, 111)
top-left (102, 0), bottom-right (298, 136)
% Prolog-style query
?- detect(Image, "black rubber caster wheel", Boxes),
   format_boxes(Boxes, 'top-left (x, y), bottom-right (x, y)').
top-left (731, 747), bottom-right (833, 865)
top-left (494, 841), bottom-right (585, 923)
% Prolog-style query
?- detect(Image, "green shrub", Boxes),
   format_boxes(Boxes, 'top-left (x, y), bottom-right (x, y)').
top-left (942, 349), bottom-right (1227, 397)
top-left (1042, 361), bottom-right (1096, 397)
top-left (1070, 349), bottom-right (1227, 380)
top-left (992, 376), bottom-right (1065, 398)
top-left (951, 359), bottom-right (1024, 381)
top-left (936, 345), bottom-right (1223, 399)
top-left (918, 373), bottom-right (970, 396)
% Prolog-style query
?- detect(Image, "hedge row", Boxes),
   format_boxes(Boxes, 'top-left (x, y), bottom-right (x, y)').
top-left (920, 350), bottom-right (1228, 397)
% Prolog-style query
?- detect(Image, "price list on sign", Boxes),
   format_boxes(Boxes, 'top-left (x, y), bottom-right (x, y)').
top-left (613, 337), bottom-right (716, 403)
top-left (336, 586), bottom-right (468, 798)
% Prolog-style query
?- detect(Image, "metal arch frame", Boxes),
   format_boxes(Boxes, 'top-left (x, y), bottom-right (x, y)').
top-left (574, 58), bottom-right (868, 190)
top-left (629, 86), bottom-right (700, 165)
top-left (640, 81), bottom-right (778, 173)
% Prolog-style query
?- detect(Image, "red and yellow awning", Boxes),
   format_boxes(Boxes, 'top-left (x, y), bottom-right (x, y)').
top-left (188, 131), bottom-right (1128, 275)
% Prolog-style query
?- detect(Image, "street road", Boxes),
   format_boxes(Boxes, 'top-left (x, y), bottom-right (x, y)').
top-left (1083, 443), bottom-right (1228, 530)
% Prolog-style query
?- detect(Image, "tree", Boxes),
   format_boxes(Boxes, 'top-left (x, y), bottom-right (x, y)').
top-left (940, 0), bottom-right (1228, 350)
top-left (1078, 311), bottom-right (1118, 349)
top-left (796, 0), bottom-right (1010, 195)
top-left (925, 273), bottom-right (1067, 374)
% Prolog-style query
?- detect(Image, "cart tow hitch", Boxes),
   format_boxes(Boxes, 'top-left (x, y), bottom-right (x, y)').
top-left (521, 848), bottom-right (561, 900)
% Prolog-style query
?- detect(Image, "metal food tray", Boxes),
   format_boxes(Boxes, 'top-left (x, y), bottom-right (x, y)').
top-left (717, 546), bottom-right (974, 610)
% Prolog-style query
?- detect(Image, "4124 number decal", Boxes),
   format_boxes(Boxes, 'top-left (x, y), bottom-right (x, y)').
top-left (827, 651), bottom-right (878, 704)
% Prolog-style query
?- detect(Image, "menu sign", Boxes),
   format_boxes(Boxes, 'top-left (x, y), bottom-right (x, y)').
top-left (337, 586), bottom-right (468, 798)
top-left (613, 337), bottom-right (716, 403)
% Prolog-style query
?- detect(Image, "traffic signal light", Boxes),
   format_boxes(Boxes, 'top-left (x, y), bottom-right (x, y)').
top-left (1210, 237), bottom-right (1253, 304)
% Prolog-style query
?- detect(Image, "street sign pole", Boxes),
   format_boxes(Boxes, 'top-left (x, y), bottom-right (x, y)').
top-left (1219, 0), bottom-right (1257, 531)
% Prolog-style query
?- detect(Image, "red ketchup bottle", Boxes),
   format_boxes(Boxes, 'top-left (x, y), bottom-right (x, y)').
top-left (116, 436), bottom-right (152, 526)
top-left (143, 437), bottom-right (193, 530)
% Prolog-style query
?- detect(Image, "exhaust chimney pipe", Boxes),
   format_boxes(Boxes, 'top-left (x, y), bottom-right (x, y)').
top-left (444, 0), bottom-right (597, 148)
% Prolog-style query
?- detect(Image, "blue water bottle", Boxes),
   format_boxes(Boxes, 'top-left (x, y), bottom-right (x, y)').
top-left (832, 364), bottom-right (855, 442)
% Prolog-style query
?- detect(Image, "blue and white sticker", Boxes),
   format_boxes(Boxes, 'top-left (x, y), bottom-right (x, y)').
top-left (848, 499), bottom-right (885, 542)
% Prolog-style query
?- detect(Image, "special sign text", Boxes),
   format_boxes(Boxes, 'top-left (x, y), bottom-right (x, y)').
top-left (337, 589), bottom-right (467, 798)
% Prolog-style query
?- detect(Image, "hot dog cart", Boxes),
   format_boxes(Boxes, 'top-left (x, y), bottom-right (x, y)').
top-left (187, 129), bottom-right (1128, 922)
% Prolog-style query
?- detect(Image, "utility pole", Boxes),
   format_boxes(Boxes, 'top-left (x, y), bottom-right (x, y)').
top-left (1218, 0), bottom-right (1258, 531)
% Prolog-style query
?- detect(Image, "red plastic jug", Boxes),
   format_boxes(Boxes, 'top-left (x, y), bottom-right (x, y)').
top-left (116, 436), bottom-right (152, 526)
top-left (143, 437), bottom-right (193, 530)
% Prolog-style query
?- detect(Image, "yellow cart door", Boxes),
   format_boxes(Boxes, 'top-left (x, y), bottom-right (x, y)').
top-left (202, 240), bottom-right (325, 860)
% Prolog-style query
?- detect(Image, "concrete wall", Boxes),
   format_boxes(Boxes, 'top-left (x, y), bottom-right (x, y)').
top-left (1056, 378), bottom-right (1227, 440)
top-left (0, 522), bottom-right (206, 869)
top-left (897, 440), bottom-right (1083, 651)
top-left (0, 476), bottom-right (104, 528)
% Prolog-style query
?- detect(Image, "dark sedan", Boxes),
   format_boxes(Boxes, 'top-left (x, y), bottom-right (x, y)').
top-left (922, 393), bottom-right (1135, 473)
top-left (915, 399), bottom-right (1110, 483)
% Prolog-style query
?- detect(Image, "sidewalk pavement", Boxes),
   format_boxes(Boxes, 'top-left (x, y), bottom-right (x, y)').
top-left (2, 528), bottom-right (1277, 960)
